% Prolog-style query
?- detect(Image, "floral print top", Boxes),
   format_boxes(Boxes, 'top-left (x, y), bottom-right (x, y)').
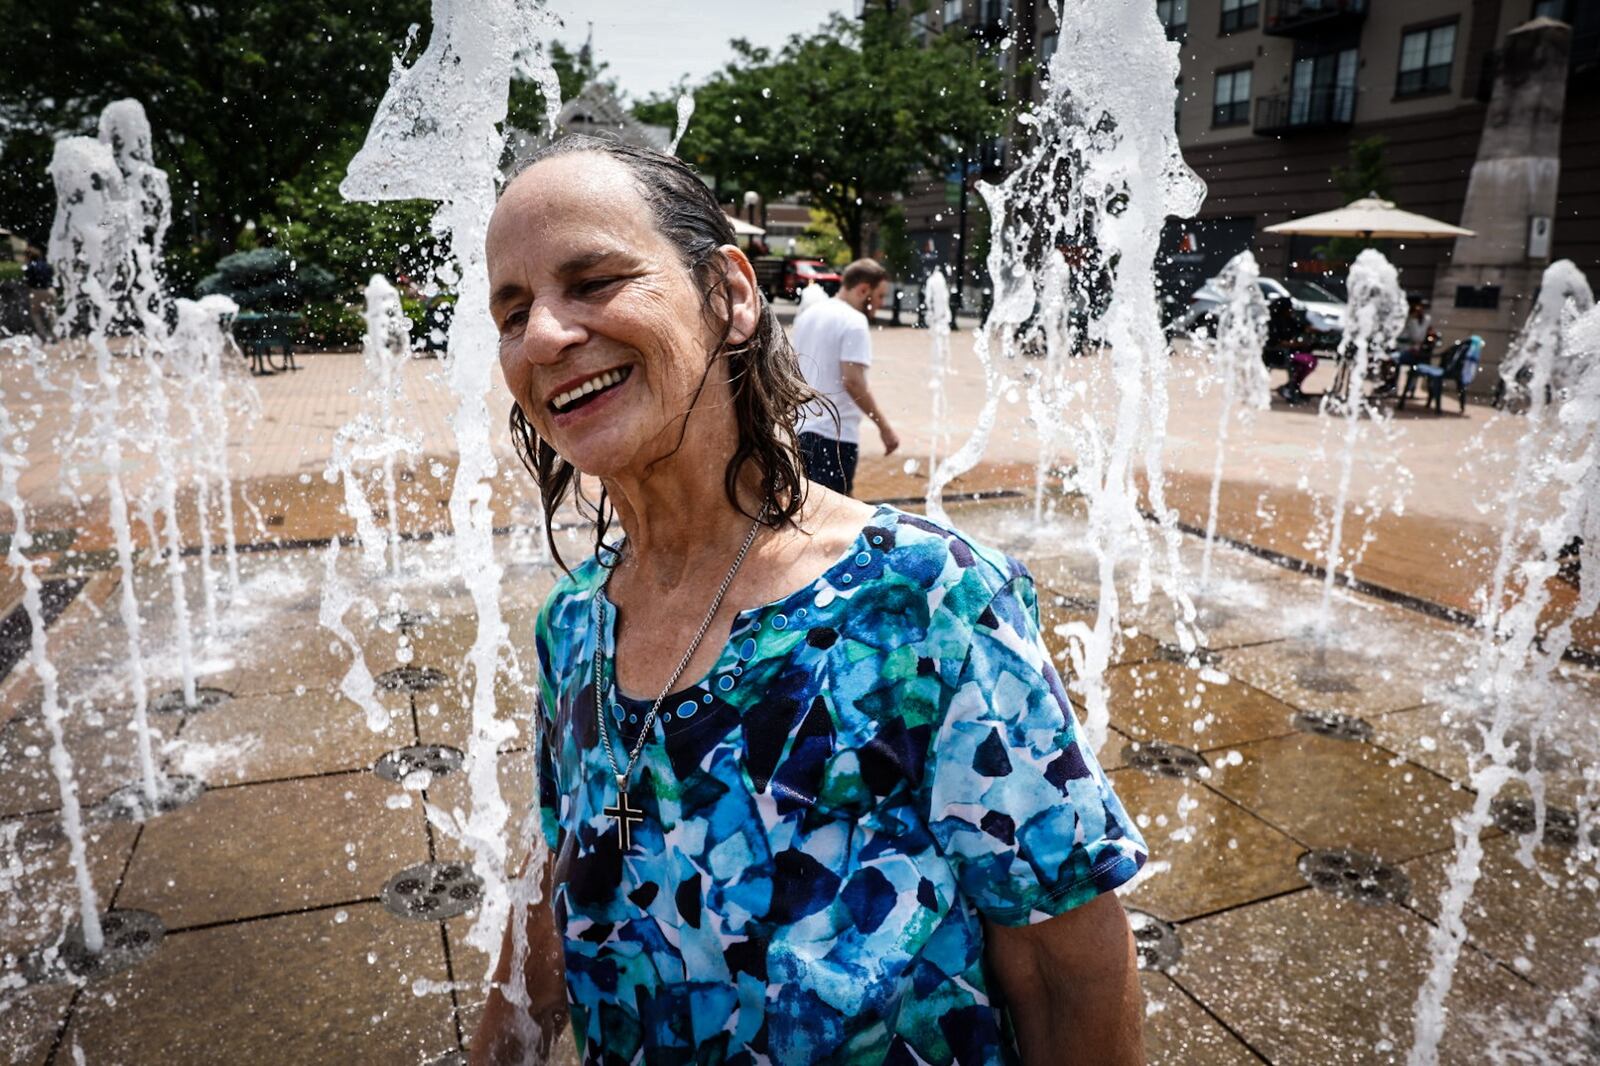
top-left (533, 504), bottom-right (1145, 1065)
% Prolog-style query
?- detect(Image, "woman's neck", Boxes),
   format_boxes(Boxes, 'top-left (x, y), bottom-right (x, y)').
top-left (602, 456), bottom-right (769, 593)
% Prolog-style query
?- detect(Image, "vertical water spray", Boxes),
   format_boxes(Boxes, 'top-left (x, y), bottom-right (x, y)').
top-left (1197, 251), bottom-right (1270, 592)
top-left (342, 0), bottom-right (561, 968)
top-left (927, 0), bottom-right (1203, 749)
top-left (1314, 248), bottom-right (1406, 638)
top-left (1410, 305), bottom-right (1600, 1062)
top-left (923, 269), bottom-right (951, 479)
top-left (48, 135), bottom-right (163, 808)
top-left (1026, 253), bottom-right (1070, 524)
top-left (362, 274), bottom-right (414, 579)
top-left (668, 92), bottom-right (696, 156)
top-left (0, 346), bottom-right (104, 955)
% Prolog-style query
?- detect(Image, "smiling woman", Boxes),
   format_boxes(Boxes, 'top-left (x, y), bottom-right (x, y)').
top-left (475, 137), bottom-right (1149, 1066)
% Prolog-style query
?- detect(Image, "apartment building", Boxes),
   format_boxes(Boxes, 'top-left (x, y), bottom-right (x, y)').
top-left (879, 1), bottom-right (1597, 376)
top-left (1169, 0), bottom-right (1598, 369)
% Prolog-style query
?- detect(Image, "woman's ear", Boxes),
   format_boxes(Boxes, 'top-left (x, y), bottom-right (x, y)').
top-left (717, 244), bottom-right (762, 347)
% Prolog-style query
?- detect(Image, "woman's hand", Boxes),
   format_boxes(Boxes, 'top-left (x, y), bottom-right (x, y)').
top-left (469, 851), bottom-right (568, 1065)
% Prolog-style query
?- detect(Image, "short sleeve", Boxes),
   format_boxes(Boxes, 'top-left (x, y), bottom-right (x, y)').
top-left (839, 318), bottom-right (872, 366)
top-left (921, 575), bottom-right (1146, 926)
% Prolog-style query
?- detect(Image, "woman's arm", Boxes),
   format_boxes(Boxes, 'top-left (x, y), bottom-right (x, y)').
top-left (983, 893), bottom-right (1145, 1065)
top-left (469, 851), bottom-right (569, 1065)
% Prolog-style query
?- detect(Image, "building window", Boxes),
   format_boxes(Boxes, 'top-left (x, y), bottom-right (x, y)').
top-left (944, 0), bottom-right (964, 26)
top-left (1040, 32), bottom-right (1058, 70)
top-left (1533, 1), bottom-right (1568, 19)
top-left (1158, 0), bottom-right (1188, 39)
top-left (1220, 0), bottom-right (1260, 34)
top-left (1398, 21), bottom-right (1457, 96)
top-left (1213, 66), bottom-right (1252, 125)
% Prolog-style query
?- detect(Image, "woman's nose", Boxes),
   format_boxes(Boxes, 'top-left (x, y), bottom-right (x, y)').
top-left (517, 300), bottom-right (587, 365)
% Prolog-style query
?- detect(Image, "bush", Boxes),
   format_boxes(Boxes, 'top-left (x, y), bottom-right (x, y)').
top-left (0, 261), bottom-right (22, 283)
top-left (195, 248), bottom-right (339, 311)
top-left (300, 301), bottom-right (366, 348)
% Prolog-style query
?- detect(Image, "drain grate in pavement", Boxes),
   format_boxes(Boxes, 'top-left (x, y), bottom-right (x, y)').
top-left (150, 686), bottom-right (233, 715)
top-left (1291, 710), bottom-right (1375, 743)
top-left (96, 775), bottom-right (205, 821)
top-left (1127, 910), bottom-right (1182, 973)
top-left (1491, 796), bottom-right (1590, 849)
top-left (26, 909), bottom-right (166, 983)
top-left (1298, 848), bottom-right (1410, 905)
top-left (1155, 641), bottom-right (1220, 666)
top-left (374, 744), bottom-right (465, 783)
top-left (382, 862), bottom-right (483, 921)
top-left (1293, 666), bottom-right (1361, 693)
top-left (1123, 740), bottom-right (1208, 780)
top-left (1048, 593), bottom-right (1098, 614)
top-left (376, 666), bottom-right (449, 693)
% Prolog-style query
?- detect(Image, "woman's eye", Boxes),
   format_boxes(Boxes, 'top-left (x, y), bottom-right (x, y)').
top-left (578, 277), bottom-right (618, 297)
top-left (502, 308), bottom-right (528, 330)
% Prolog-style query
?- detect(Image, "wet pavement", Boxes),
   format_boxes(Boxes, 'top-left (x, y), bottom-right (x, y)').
top-left (3, 494), bottom-right (1598, 1065)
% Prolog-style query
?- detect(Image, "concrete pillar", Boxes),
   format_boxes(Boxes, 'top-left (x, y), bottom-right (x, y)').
top-left (1431, 17), bottom-right (1572, 388)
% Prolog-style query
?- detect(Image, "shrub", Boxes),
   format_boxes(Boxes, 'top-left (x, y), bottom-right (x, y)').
top-left (196, 248), bottom-right (339, 311)
top-left (300, 301), bottom-right (365, 348)
top-left (0, 261), bottom-right (23, 283)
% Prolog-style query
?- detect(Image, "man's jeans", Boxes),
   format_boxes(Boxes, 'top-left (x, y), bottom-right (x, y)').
top-left (798, 432), bottom-right (859, 496)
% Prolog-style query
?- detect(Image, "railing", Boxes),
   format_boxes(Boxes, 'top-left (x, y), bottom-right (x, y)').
top-left (1254, 85), bottom-right (1358, 133)
top-left (1264, 0), bottom-right (1368, 36)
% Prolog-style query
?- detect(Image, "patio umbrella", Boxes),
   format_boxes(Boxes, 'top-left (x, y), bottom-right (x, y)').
top-left (728, 216), bottom-right (766, 236)
top-left (1263, 195), bottom-right (1475, 241)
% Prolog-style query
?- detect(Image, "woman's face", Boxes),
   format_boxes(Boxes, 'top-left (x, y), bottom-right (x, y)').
top-left (487, 153), bottom-right (740, 481)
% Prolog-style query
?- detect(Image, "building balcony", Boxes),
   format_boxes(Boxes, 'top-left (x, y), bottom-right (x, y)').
top-left (1254, 86), bottom-right (1358, 134)
top-left (1263, 0), bottom-right (1368, 37)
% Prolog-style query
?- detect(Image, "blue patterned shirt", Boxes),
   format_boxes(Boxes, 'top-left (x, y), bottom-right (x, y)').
top-left (534, 505), bottom-right (1145, 1064)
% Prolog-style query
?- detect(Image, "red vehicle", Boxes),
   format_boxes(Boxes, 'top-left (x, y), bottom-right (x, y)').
top-left (781, 258), bottom-right (841, 301)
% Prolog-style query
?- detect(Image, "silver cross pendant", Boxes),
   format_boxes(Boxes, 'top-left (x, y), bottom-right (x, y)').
top-left (603, 775), bottom-right (645, 851)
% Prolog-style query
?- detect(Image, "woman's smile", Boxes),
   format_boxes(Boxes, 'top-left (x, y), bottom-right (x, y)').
top-left (547, 365), bottom-right (634, 426)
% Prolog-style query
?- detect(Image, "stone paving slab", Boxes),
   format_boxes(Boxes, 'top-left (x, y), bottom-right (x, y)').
top-left (1206, 730), bottom-right (1473, 864)
top-left (1403, 834), bottom-right (1600, 994)
top-left (1175, 887), bottom-right (1557, 1065)
top-left (1111, 769), bottom-right (1306, 924)
top-left (115, 772), bottom-right (429, 929)
top-left (61, 903), bottom-right (458, 1065)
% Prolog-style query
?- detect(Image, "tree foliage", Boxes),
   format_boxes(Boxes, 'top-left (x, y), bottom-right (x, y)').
top-left (0, 0), bottom-right (428, 268)
top-left (677, 11), bottom-right (1002, 258)
top-left (1317, 136), bottom-right (1393, 265)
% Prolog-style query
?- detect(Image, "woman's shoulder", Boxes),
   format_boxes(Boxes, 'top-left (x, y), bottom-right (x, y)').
top-left (535, 554), bottom-right (607, 645)
top-left (876, 505), bottom-right (1031, 607)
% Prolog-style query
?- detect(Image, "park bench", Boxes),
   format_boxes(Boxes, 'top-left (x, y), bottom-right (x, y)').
top-left (231, 311), bottom-right (301, 375)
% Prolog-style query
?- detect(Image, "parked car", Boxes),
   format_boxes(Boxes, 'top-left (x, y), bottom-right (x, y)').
top-left (782, 258), bottom-right (842, 301)
top-left (1176, 274), bottom-right (1346, 343)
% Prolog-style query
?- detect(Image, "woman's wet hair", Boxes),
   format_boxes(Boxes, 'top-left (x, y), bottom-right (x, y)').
top-left (503, 135), bottom-right (826, 572)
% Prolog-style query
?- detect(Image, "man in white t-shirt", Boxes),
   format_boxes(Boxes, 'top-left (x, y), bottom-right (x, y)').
top-left (792, 258), bottom-right (900, 495)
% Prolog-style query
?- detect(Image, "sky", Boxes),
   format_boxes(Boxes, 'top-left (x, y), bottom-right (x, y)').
top-left (545, 1), bottom-right (850, 100)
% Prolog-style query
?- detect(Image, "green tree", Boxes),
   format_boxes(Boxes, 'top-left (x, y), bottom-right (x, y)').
top-left (261, 141), bottom-right (438, 294)
top-left (1316, 136), bottom-right (1392, 265)
top-left (0, 1), bottom-right (428, 260)
top-left (679, 10), bottom-right (1002, 259)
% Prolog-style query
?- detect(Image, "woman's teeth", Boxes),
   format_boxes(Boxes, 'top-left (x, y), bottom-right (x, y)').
top-left (552, 368), bottom-right (628, 412)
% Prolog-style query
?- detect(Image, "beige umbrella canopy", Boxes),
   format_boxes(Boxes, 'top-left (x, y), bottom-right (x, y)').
top-left (1263, 195), bottom-right (1475, 240)
top-left (728, 216), bottom-right (767, 236)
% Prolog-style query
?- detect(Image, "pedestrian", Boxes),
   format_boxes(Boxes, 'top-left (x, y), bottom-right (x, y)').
top-left (791, 257), bottom-right (899, 496)
top-left (476, 135), bottom-right (1149, 1066)
top-left (23, 245), bottom-right (55, 340)
top-left (1377, 295), bottom-right (1434, 395)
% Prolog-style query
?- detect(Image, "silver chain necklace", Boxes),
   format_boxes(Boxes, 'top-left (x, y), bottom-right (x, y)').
top-left (592, 507), bottom-right (766, 851)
